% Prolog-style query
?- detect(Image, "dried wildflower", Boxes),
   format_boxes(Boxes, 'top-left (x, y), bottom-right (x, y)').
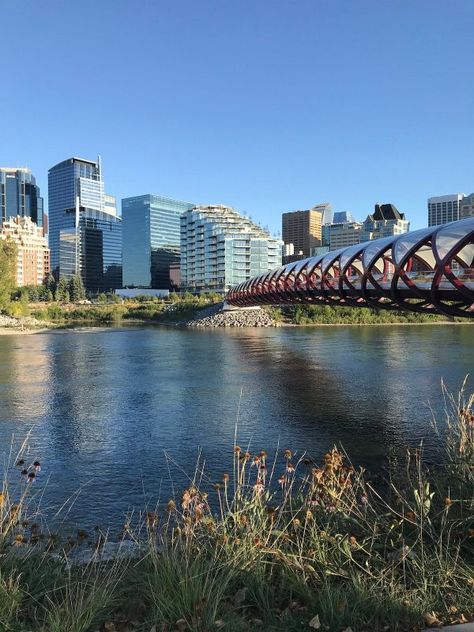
top-left (146, 511), bottom-right (159, 527)
top-left (252, 455), bottom-right (261, 466)
top-left (349, 535), bottom-right (357, 546)
top-left (405, 511), bottom-right (416, 522)
top-left (259, 450), bottom-right (267, 458)
top-left (305, 510), bottom-right (313, 522)
top-left (444, 497), bottom-right (453, 507)
top-left (16, 459), bottom-right (25, 467)
top-left (33, 461), bottom-right (41, 472)
top-left (167, 499), bottom-right (176, 512)
top-left (0, 492), bottom-right (4, 507)
top-left (287, 462), bottom-right (295, 473)
top-left (243, 451), bottom-right (251, 462)
top-left (21, 520), bottom-right (29, 528)
top-left (266, 506), bottom-right (276, 517)
top-left (253, 480), bottom-right (265, 495)
top-left (27, 472), bottom-right (35, 483)
top-left (284, 449), bottom-right (292, 460)
top-left (222, 472), bottom-right (230, 483)
top-left (360, 493), bottom-right (368, 506)
top-left (234, 445), bottom-right (241, 454)
top-left (278, 475), bottom-right (286, 487)
top-left (21, 468), bottom-right (28, 478)
top-left (14, 534), bottom-right (26, 544)
top-left (212, 482), bottom-right (221, 491)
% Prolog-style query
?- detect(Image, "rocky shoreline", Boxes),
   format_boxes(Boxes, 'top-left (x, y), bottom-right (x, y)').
top-left (182, 303), bottom-right (280, 328)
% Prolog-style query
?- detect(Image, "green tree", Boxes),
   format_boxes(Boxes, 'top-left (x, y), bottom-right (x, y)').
top-left (55, 278), bottom-right (70, 302)
top-left (44, 272), bottom-right (56, 294)
top-left (0, 238), bottom-right (18, 309)
top-left (68, 274), bottom-right (86, 302)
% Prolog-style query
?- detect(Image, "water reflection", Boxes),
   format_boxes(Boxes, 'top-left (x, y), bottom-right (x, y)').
top-left (0, 325), bottom-right (472, 528)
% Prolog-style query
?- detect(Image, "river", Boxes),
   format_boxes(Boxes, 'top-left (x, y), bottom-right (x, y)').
top-left (0, 324), bottom-right (472, 530)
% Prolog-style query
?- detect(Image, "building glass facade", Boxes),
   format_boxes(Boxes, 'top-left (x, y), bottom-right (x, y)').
top-left (0, 168), bottom-right (44, 229)
top-left (181, 205), bottom-right (282, 293)
top-left (122, 194), bottom-right (195, 289)
top-left (48, 157), bottom-right (121, 292)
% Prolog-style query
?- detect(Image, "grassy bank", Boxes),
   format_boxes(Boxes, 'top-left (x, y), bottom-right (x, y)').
top-left (28, 295), bottom-right (222, 326)
top-left (269, 304), bottom-right (457, 325)
top-left (0, 386), bottom-right (473, 631)
top-left (24, 301), bottom-right (466, 328)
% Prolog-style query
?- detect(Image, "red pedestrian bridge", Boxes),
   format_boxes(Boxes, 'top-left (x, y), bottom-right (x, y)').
top-left (226, 218), bottom-right (474, 318)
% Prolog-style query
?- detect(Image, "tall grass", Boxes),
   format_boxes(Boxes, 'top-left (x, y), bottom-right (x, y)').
top-left (0, 386), bottom-right (472, 631)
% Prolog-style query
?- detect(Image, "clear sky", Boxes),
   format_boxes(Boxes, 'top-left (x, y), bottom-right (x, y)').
top-left (1, 0), bottom-right (473, 231)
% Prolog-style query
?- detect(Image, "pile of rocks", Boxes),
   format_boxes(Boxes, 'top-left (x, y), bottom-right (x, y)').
top-left (184, 304), bottom-right (279, 328)
top-left (0, 313), bottom-right (48, 330)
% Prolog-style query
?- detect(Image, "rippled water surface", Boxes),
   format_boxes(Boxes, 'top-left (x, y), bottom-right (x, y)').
top-left (0, 325), bottom-right (472, 528)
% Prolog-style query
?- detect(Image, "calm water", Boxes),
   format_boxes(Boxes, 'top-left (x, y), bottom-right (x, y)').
top-left (0, 324), bottom-right (472, 530)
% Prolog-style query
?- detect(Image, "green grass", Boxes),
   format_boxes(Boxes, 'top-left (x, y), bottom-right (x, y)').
top-left (269, 303), bottom-right (454, 325)
top-left (0, 384), bottom-right (473, 631)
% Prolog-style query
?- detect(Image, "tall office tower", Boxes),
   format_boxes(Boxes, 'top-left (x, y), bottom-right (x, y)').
top-left (48, 157), bottom-right (122, 292)
top-left (460, 193), bottom-right (474, 219)
top-left (282, 204), bottom-right (328, 262)
top-left (360, 203), bottom-right (410, 242)
top-left (122, 194), bottom-right (195, 289)
top-left (326, 222), bottom-right (363, 250)
top-left (332, 211), bottom-right (355, 224)
top-left (428, 194), bottom-right (465, 226)
top-left (181, 205), bottom-right (282, 293)
top-left (0, 216), bottom-right (50, 286)
top-left (0, 167), bottom-right (44, 230)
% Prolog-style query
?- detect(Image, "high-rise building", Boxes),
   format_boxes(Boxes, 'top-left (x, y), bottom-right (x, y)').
top-left (282, 204), bottom-right (330, 262)
top-left (0, 216), bottom-right (50, 286)
top-left (48, 157), bottom-right (122, 292)
top-left (181, 205), bottom-right (282, 293)
top-left (0, 167), bottom-right (44, 230)
top-left (360, 203), bottom-right (409, 241)
top-left (428, 194), bottom-right (465, 226)
top-left (326, 222), bottom-right (363, 250)
top-left (332, 211), bottom-right (355, 224)
top-left (460, 193), bottom-right (474, 219)
top-left (122, 194), bottom-right (195, 289)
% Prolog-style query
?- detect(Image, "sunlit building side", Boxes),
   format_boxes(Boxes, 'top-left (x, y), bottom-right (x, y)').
top-left (181, 205), bottom-right (282, 293)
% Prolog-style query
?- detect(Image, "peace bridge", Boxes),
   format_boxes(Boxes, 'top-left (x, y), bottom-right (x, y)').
top-left (226, 218), bottom-right (474, 318)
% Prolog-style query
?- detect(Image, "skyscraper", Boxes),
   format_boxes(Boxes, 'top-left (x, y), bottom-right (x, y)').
top-left (122, 194), bottom-right (195, 289)
top-left (48, 157), bottom-right (122, 292)
top-left (428, 194), bottom-right (465, 226)
top-left (0, 167), bottom-right (44, 230)
top-left (282, 204), bottom-right (329, 262)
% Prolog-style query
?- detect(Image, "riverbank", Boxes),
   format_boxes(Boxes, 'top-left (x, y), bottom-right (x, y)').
top-left (1, 387), bottom-right (473, 631)
top-left (1, 298), bottom-right (470, 332)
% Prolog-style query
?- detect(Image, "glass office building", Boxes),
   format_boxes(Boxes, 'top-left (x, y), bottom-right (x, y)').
top-left (122, 194), bottom-right (195, 289)
top-left (0, 167), bottom-right (44, 229)
top-left (48, 157), bottom-right (122, 292)
top-left (181, 205), bottom-right (282, 293)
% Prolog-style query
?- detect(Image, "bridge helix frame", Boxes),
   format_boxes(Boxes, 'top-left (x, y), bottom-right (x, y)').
top-left (226, 218), bottom-right (474, 318)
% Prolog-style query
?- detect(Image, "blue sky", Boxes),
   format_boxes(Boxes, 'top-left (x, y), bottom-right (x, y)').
top-left (1, 0), bottom-right (473, 231)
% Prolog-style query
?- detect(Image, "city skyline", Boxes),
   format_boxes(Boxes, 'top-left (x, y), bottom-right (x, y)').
top-left (1, 0), bottom-right (473, 233)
